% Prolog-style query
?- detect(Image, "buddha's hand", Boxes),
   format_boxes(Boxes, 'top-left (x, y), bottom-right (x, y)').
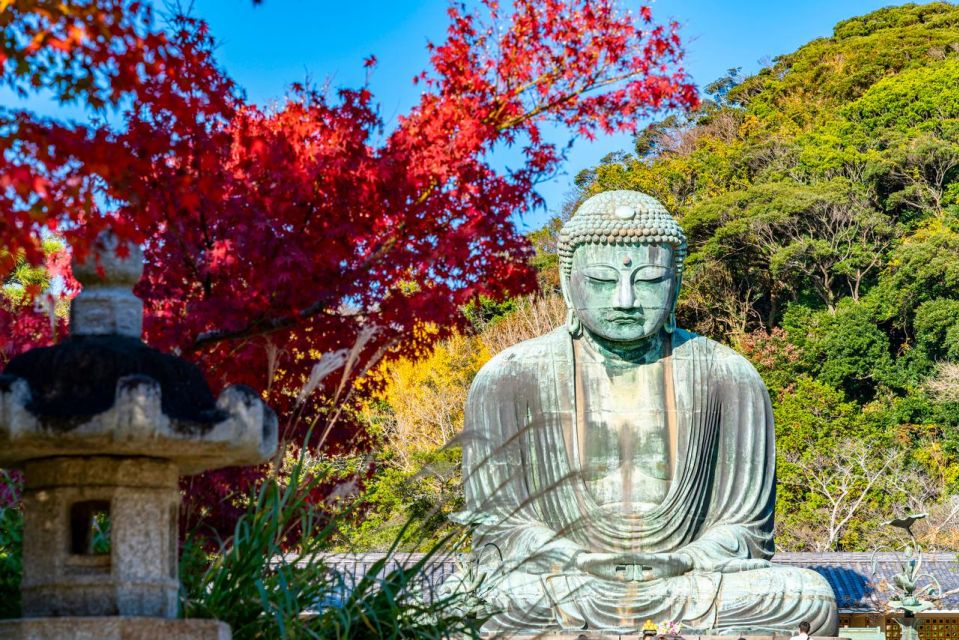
top-left (574, 551), bottom-right (693, 582)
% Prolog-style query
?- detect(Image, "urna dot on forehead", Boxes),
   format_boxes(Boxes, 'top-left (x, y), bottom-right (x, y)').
top-left (558, 190), bottom-right (687, 279)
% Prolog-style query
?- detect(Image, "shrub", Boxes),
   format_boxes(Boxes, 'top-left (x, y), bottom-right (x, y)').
top-left (0, 470), bottom-right (21, 619)
top-left (180, 448), bottom-right (482, 639)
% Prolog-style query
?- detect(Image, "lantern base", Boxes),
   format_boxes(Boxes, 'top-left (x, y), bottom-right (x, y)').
top-left (0, 617), bottom-right (230, 639)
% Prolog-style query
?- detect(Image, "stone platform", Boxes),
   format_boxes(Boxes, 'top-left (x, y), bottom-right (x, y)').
top-left (493, 635), bottom-right (849, 640)
top-left (0, 617), bottom-right (230, 640)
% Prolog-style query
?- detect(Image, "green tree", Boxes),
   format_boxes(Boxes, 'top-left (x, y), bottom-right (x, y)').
top-left (572, 2), bottom-right (959, 550)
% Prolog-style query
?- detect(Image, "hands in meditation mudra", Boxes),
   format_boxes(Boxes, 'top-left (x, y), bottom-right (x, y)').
top-left (442, 191), bottom-right (839, 636)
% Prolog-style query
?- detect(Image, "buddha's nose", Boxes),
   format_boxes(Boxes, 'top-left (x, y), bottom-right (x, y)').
top-left (615, 277), bottom-right (636, 309)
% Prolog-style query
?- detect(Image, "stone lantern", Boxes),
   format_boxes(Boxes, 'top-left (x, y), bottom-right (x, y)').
top-left (0, 234), bottom-right (278, 639)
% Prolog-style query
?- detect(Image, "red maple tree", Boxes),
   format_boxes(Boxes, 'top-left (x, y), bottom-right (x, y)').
top-left (2, 0), bottom-right (698, 526)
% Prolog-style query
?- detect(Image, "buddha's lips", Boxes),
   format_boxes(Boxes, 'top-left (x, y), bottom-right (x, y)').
top-left (603, 312), bottom-right (644, 324)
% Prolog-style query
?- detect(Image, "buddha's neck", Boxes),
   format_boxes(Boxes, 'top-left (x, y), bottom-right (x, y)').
top-left (579, 328), bottom-right (668, 364)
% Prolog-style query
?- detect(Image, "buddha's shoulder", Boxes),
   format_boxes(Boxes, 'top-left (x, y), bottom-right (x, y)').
top-left (672, 328), bottom-right (764, 385)
top-left (473, 328), bottom-right (568, 381)
top-left (472, 328), bottom-right (764, 386)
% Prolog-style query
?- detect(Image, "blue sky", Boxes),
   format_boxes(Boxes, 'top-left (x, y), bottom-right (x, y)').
top-left (192, 0), bottom-right (903, 231)
top-left (7, 1), bottom-right (911, 231)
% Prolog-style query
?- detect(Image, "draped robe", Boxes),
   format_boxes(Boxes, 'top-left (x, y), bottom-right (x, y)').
top-left (450, 327), bottom-right (838, 635)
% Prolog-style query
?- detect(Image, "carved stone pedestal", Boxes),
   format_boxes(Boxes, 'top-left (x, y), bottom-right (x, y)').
top-left (493, 635), bottom-right (850, 640)
top-left (0, 617), bottom-right (230, 640)
top-left (20, 457), bottom-right (179, 618)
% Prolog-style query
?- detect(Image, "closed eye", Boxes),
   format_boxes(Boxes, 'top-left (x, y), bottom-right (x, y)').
top-left (582, 266), bottom-right (619, 283)
top-left (633, 265), bottom-right (670, 282)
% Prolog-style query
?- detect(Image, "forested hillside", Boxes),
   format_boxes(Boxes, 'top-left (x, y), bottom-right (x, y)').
top-left (334, 3), bottom-right (959, 552)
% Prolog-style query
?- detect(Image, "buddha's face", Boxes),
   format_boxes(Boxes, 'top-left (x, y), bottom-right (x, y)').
top-left (567, 243), bottom-right (675, 343)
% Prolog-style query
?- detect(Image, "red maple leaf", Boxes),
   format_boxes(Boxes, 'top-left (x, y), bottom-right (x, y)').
top-left (1, 0), bottom-right (698, 537)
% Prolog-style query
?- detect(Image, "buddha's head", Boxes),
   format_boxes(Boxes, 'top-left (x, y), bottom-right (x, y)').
top-left (558, 191), bottom-right (686, 344)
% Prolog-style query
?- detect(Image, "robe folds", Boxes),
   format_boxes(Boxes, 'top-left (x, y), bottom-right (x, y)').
top-left (450, 327), bottom-right (838, 635)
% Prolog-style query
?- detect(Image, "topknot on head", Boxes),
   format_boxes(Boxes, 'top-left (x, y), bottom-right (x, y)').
top-left (558, 190), bottom-right (687, 278)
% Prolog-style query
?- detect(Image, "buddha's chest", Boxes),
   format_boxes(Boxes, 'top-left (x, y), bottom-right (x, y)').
top-left (576, 361), bottom-right (673, 511)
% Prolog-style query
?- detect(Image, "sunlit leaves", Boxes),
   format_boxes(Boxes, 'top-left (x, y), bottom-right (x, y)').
top-left (2, 0), bottom-right (696, 536)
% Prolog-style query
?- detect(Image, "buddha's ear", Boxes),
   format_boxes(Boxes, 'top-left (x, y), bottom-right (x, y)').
top-left (665, 272), bottom-right (683, 334)
top-left (559, 268), bottom-right (582, 336)
top-left (559, 268), bottom-right (572, 308)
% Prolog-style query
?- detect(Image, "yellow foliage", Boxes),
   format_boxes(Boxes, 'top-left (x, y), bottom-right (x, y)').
top-left (738, 114), bottom-right (761, 139)
top-left (365, 294), bottom-right (565, 472)
top-left (367, 333), bottom-right (490, 471)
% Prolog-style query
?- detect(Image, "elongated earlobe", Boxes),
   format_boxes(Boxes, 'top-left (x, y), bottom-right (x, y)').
top-left (664, 277), bottom-right (681, 334)
top-left (566, 309), bottom-right (582, 337)
top-left (664, 310), bottom-right (676, 334)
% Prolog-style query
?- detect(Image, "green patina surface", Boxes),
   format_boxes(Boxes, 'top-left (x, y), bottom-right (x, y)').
top-left (443, 191), bottom-right (840, 636)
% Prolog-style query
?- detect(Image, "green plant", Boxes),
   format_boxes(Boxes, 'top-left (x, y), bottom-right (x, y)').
top-left (180, 447), bottom-right (483, 639)
top-left (0, 470), bottom-right (22, 619)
